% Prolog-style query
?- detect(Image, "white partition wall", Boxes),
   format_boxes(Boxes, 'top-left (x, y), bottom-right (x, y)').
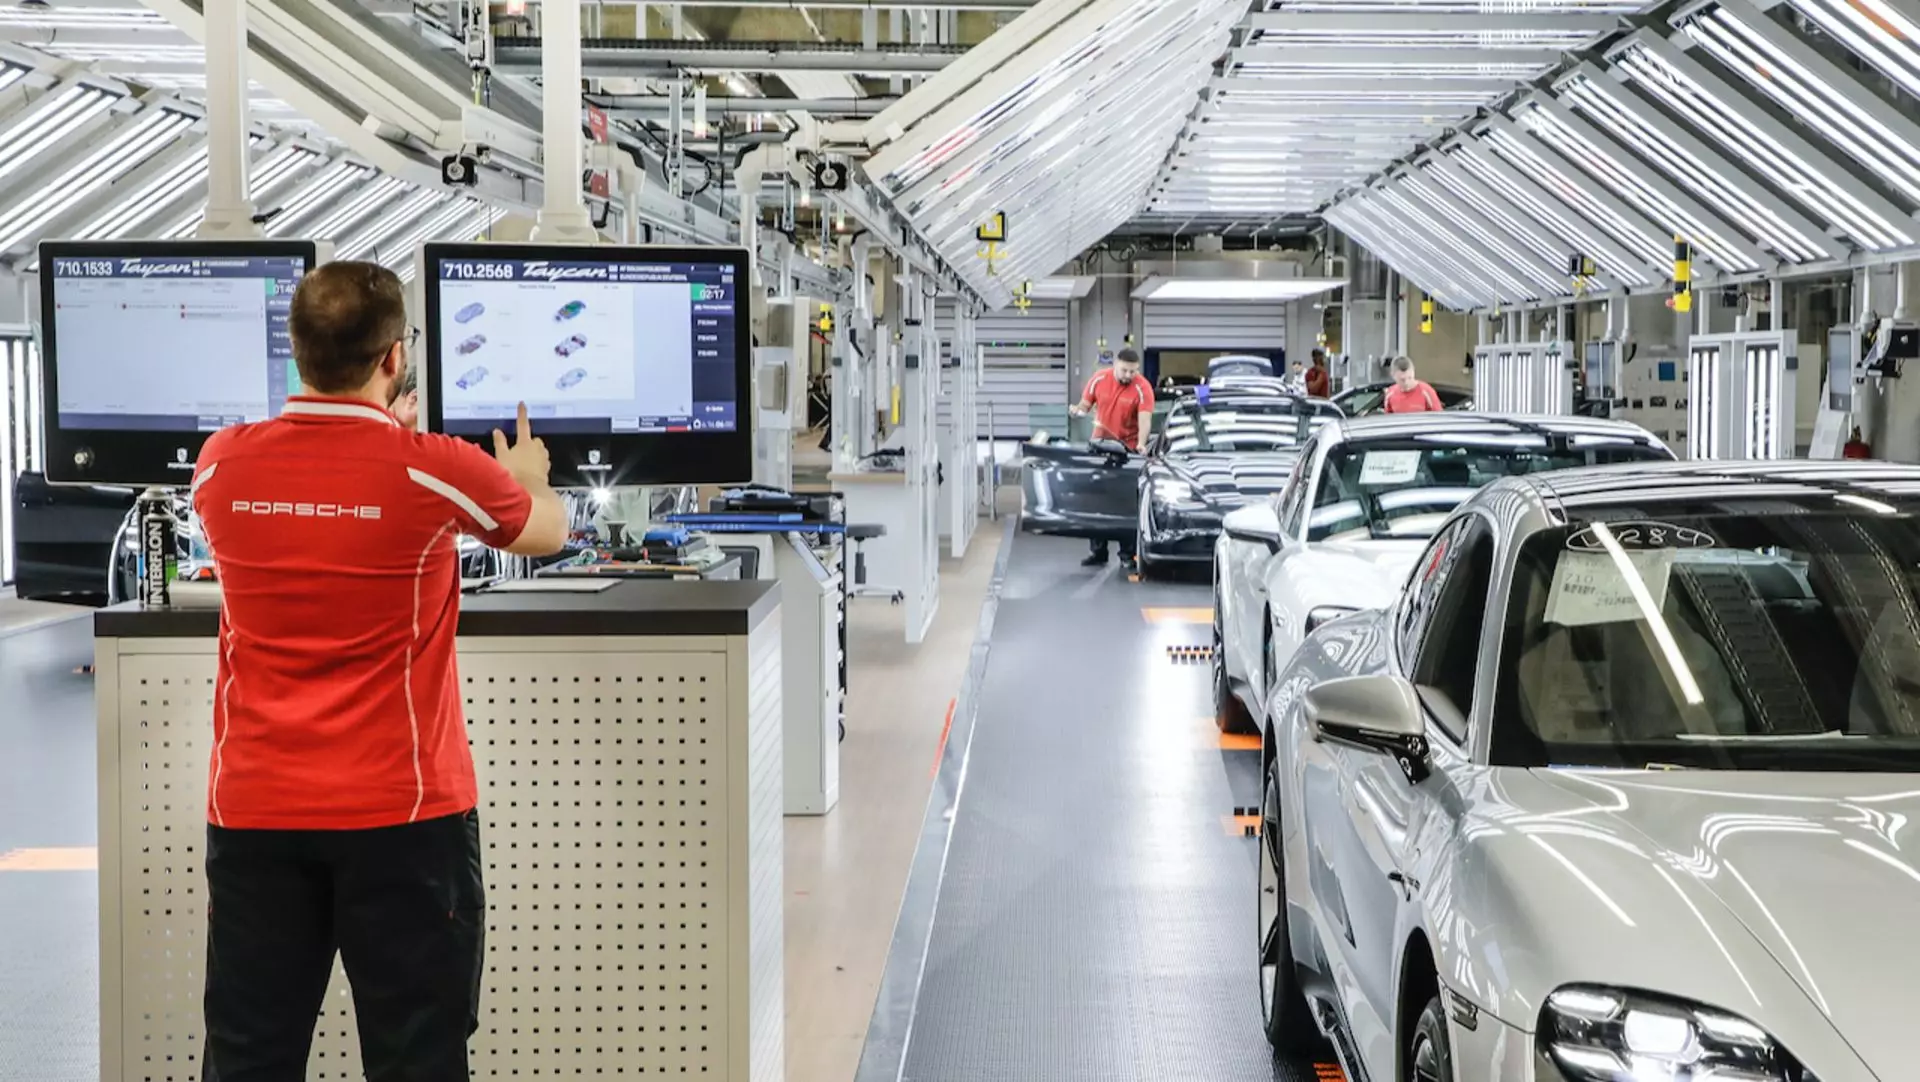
top-left (1472, 341), bottom-right (1574, 415)
top-left (1689, 331), bottom-right (1795, 459)
top-left (1, 331), bottom-right (43, 584)
top-left (1142, 300), bottom-right (1287, 352)
top-left (974, 302), bottom-right (1069, 439)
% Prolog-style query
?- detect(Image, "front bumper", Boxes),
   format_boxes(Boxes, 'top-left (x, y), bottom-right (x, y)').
top-left (1141, 504), bottom-right (1224, 561)
top-left (1451, 1008), bottom-right (1551, 1080)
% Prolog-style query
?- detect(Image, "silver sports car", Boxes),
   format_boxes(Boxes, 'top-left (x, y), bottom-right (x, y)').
top-left (1259, 459), bottom-right (1920, 1082)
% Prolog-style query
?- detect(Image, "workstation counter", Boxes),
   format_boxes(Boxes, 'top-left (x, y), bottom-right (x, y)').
top-left (94, 579), bottom-right (786, 1081)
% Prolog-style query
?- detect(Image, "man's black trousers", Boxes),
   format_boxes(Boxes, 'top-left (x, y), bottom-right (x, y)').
top-left (202, 810), bottom-right (485, 1082)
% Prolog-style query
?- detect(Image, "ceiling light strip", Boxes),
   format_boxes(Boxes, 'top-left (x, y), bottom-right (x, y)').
top-left (1377, 187), bottom-right (1540, 300)
top-left (75, 144), bottom-right (210, 240)
top-left (0, 109), bottom-right (195, 254)
top-left (1328, 204), bottom-right (1481, 310)
top-left (1479, 125), bottom-right (1671, 269)
top-left (1398, 172), bottom-right (1568, 295)
top-left (1785, 0), bottom-right (1920, 99)
top-left (0, 86), bottom-right (118, 187)
top-left (1447, 143), bottom-right (1657, 286)
top-left (265, 161), bottom-right (371, 238)
top-left (1349, 193), bottom-right (1505, 305)
top-left (1611, 36), bottom-right (1913, 249)
top-left (307, 176), bottom-right (409, 241)
top-left (1421, 156), bottom-right (1600, 285)
top-left (1557, 68), bottom-right (1833, 263)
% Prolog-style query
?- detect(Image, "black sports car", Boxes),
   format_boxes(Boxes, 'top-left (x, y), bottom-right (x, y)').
top-left (1020, 393), bottom-right (1338, 576)
top-left (1332, 380), bottom-right (1473, 416)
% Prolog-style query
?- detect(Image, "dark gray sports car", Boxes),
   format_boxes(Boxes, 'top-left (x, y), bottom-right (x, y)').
top-left (1020, 392), bottom-right (1339, 575)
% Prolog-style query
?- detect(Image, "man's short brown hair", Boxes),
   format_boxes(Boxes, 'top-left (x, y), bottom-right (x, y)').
top-left (288, 261), bottom-right (408, 394)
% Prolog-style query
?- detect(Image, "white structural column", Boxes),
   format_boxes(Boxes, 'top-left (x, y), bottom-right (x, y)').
top-left (531, 0), bottom-right (598, 242)
top-left (198, 0), bottom-right (262, 239)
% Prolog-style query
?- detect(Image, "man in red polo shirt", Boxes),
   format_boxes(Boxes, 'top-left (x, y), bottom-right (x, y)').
top-left (189, 261), bottom-right (568, 1080)
top-left (1383, 356), bottom-right (1445, 413)
top-left (1070, 347), bottom-right (1155, 566)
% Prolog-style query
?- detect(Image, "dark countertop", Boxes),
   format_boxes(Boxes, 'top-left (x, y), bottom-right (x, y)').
top-left (95, 578), bottom-right (781, 638)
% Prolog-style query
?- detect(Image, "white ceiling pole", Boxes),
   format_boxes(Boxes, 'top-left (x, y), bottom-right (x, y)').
top-left (197, 0), bottom-right (259, 238)
top-left (530, 0), bottom-right (596, 243)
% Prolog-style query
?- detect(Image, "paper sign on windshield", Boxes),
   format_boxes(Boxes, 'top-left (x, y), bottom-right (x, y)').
top-left (1544, 549), bottom-right (1676, 627)
top-left (1358, 451), bottom-right (1422, 486)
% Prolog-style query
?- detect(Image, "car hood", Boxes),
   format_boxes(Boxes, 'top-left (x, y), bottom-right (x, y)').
top-left (1314, 538), bottom-right (1425, 582)
top-left (1167, 452), bottom-right (1300, 503)
top-left (1447, 766), bottom-right (1918, 1077)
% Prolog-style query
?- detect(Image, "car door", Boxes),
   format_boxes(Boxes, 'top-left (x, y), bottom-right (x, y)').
top-left (1018, 440), bottom-right (1143, 541)
top-left (1260, 444), bottom-right (1323, 704)
top-left (1220, 473), bottom-right (1303, 698)
top-left (1314, 516), bottom-right (1495, 1075)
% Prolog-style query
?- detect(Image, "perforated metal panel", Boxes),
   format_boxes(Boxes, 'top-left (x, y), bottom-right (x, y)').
top-left (97, 631), bottom-right (782, 1082)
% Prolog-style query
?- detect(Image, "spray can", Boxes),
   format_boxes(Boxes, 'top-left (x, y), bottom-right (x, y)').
top-left (138, 491), bottom-right (175, 609)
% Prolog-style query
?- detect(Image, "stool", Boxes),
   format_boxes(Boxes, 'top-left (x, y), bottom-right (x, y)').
top-left (846, 523), bottom-right (902, 604)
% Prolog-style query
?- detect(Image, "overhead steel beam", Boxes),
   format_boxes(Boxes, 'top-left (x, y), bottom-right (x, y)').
top-left (594, 95), bottom-right (897, 116)
top-left (1244, 11), bottom-right (1620, 33)
top-left (494, 39), bottom-right (961, 76)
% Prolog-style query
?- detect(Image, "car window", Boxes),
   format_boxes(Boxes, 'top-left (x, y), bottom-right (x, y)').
top-left (1407, 519), bottom-right (1495, 741)
top-left (1307, 435), bottom-right (1670, 544)
top-left (1397, 518), bottom-right (1466, 667)
top-left (1273, 460), bottom-right (1312, 541)
top-left (1339, 387), bottom-right (1386, 416)
top-left (1161, 398), bottom-right (1328, 455)
top-left (1492, 511), bottom-right (1920, 771)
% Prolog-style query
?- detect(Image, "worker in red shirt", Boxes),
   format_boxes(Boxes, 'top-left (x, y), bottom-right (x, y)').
top-left (1304, 348), bottom-right (1331, 398)
top-left (1070, 347), bottom-right (1155, 566)
top-left (1382, 356), bottom-right (1445, 413)
top-left (189, 262), bottom-right (569, 1079)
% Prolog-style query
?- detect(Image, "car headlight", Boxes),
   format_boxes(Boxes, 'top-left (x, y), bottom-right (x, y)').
top-left (1153, 478), bottom-right (1198, 503)
top-left (1543, 986), bottom-right (1819, 1082)
top-left (1305, 606), bottom-right (1359, 633)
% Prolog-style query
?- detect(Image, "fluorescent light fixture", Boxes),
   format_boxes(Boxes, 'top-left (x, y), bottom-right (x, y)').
top-left (1398, 172), bottom-right (1564, 295)
top-left (0, 108), bottom-right (196, 255)
top-left (1273, 0), bottom-right (1643, 10)
top-left (1783, 0), bottom-right (1920, 100)
top-left (1556, 70), bottom-right (1833, 264)
top-left (1511, 102), bottom-right (1762, 273)
top-left (75, 145), bottom-right (211, 240)
top-left (266, 161), bottom-right (372, 237)
top-left (1019, 276), bottom-right (1097, 301)
top-left (1132, 276), bottom-right (1345, 302)
top-left (338, 189), bottom-right (442, 261)
top-left (1610, 37), bottom-right (1914, 249)
top-left (0, 64), bottom-right (23, 94)
top-left (1478, 126), bottom-right (1670, 269)
top-left (307, 175), bottom-right (409, 240)
top-left (0, 85), bottom-right (119, 187)
top-left (1679, 2), bottom-right (1920, 206)
top-left (165, 142), bottom-right (313, 238)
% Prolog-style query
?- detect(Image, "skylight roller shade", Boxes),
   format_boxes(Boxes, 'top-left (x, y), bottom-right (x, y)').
top-left (1607, 32), bottom-right (1914, 249)
top-left (1676, 1), bottom-right (1920, 208)
top-left (1509, 96), bottom-right (1768, 273)
top-left (1554, 64), bottom-right (1836, 263)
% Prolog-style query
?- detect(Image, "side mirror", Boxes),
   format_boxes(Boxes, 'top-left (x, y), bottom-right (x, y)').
top-left (1089, 437), bottom-right (1131, 460)
top-left (1303, 674), bottom-right (1431, 782)
top-left (1223, 504), bottom-right (1283, 553)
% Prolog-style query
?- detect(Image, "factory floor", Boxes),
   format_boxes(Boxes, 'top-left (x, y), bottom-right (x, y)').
top-left (0, 523), bottom-right (1007, 1082)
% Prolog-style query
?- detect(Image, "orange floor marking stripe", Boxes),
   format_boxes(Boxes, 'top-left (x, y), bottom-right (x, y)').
top-left (0, 847), bottom-right (97, 871)
top-left (1140, 606), bottom-right (1213, 624)
top-left (1314, 1065), bottom-right (1348, 1082)
top-left (1223, 814), bottom-right (1261, 837)
top-left (1218, 732), bottom-right (1262, 752)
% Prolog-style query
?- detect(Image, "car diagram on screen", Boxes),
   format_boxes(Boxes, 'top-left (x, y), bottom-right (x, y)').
top-left (555, 367), bottom-right (587, 391)
top-left (456, 366), bottom-right (489, 390)
top-left (554, 300), bottom-right (585, 322)
top-left (456, 334), bottom-right (486, 356)
top-left (455, 302), bottom-right (485, 324)
top-left (554, 333), bottom-right (587, 357)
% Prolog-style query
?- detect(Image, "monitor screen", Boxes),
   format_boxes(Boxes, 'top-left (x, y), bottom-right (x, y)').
top-left (37, 240), bottom-right (319, 486)
top-left (421, 243), bottom-right (754, 488)
top-left (433, 255), bottom-right (739, 436)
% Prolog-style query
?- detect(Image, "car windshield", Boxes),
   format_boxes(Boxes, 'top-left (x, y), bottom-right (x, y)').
top-left (1493, 510), bottom-right (1920, 772)
top-left (1307, 435), bottom-right (1669, 543)
top-left (1163, 399), bottom-right (1329, 454)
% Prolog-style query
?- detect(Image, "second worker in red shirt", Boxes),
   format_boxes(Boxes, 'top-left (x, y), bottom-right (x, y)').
top-left (1070, 347), bottom-right (1156, 567)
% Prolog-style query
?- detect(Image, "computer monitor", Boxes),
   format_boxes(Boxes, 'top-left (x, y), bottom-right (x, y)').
top-left (420, 242), bottom-right (753, 488)
top-left (37, 239), bottom-right (320, 486)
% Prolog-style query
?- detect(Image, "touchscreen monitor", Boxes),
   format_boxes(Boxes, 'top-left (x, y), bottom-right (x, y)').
top-left (421, 243), bottom-right (753, 487)
top-left (37, 239), bottom-right (319, 485)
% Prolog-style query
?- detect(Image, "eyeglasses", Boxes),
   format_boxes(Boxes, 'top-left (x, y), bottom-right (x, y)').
top-left (405, 326), bottom-right (420, 349)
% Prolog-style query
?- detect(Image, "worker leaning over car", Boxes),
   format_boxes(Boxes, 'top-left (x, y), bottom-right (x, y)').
top-left (188, 261), bottom-right (570, 1080)
top-left (1069, 347), bottom-right (1155, 567)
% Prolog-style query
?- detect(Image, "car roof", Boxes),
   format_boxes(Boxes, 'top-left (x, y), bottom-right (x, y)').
top-left (1331, 412), bottom-right (1659, 444)
top-left (1512, 459), bottom-right (1920, 512)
